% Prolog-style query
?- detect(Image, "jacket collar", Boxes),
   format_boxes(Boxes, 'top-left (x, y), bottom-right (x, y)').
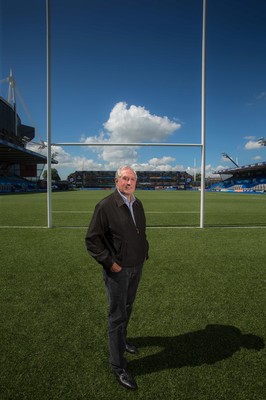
top-left (114, 189), bottom-right (138, 207)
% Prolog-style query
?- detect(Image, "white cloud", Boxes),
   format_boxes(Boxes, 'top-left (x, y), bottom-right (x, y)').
top-left (244, 135), bottom-right (256, 140)
top-left (256, 91), bottom-right (266, 100)
top-left (252, 155), bottom-right (262, 161)
top-left (102, 146), bottom-right (138, 164)
top-left (221, 155), bottom-right (230, 162)
top-left (213, 165), bottom-right (226, 172)
top-left (28, 104), bottom-right (237, 180)
top-left (103, 102), bottom-right (180, 142)
top-left (244, 140), bottom-right (261, 150)
top-left (81, 101), bottom-right (181, 166)
top-left (247, 92), bottom-right (266, 106)
top-left (149, 156), bottom-right (175, 165)
top-left (132, 156), bottom-right (185, 172)
top-left (26, 142), bottom-right (103, 179)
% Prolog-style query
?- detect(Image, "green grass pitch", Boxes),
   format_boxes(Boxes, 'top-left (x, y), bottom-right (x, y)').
top-left (0, 190), bottom-right (265, 399)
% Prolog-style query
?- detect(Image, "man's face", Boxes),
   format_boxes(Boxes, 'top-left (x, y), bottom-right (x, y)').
top-left (115, 168), bottom-right (137, 198)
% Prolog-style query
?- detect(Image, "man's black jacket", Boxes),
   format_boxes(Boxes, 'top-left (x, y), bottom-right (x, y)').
top-left (85, 190), bottom-right (149, 269)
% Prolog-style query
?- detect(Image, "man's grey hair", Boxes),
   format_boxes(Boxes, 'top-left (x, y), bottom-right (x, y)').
top-left (115, 166), bottom-right (138, 180)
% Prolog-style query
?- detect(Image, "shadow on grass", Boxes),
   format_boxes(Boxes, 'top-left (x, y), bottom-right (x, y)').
top-left (128, 324), bottom-right (265, 376)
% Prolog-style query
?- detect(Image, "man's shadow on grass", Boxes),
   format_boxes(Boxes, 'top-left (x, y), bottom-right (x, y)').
top-left (128, 324), bottom-right (264, 376)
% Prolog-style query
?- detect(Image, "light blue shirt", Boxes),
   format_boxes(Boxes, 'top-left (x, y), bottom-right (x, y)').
top-left (117, 189), bottom-right (136, 225)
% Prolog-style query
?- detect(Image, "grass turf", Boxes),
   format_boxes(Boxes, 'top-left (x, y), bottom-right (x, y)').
top-left (1, 190), bottom-right (266, 227)
top-left (0, 190), bottom-right (265, 399)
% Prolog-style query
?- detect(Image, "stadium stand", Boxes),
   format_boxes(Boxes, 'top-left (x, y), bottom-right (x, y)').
top-left (67, 170), bottom-right (194, 190)
top-left (210, 163), bottom-right (266, 193)
top-left (0, 90), bottom-right (56, 193)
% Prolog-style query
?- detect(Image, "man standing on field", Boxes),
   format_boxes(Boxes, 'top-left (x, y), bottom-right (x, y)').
top-left (85, 166), bottom-right (149, 391)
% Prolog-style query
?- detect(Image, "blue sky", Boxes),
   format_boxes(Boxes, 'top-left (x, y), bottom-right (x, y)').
top-left (1, 0), bottom-right (265, 179)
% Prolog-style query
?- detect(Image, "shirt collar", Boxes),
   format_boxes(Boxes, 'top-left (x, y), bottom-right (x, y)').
top-left (117, 189), bottom-right (136, 205)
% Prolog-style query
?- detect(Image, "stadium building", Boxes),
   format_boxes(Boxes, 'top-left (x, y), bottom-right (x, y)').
top-left (0, 71), bottom-right (56, 193)
top-left (211, 162), bottom-right (266, 193)
top-left (67, 170), bottom-right (194, 190)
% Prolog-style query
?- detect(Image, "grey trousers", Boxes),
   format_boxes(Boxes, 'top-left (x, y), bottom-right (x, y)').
top-left (102, 264), bottom-right (143, 374)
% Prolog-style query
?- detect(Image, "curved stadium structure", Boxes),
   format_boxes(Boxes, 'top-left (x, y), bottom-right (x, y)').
top-left (0, 72), bottom-right (50, 193)
top-left (212, 163), bottom-right (266, 193)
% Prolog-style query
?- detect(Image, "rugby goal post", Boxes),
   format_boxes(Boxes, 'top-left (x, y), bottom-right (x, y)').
top-left (45, 0), bottom-right (207, 228)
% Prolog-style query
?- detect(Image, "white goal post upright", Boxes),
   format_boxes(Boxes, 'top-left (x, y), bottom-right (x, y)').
top-left (46, 0), bottom-right (207, 228)
top-left (46, 0), bottom-right (52, 228)
top-left (200, 0), bottom-right (207, 228)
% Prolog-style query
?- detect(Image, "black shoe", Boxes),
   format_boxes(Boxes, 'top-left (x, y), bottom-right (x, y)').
top-left (115, 369), bottom-right (138, 390)
top-left (125, 342), bottom-right (139, 355)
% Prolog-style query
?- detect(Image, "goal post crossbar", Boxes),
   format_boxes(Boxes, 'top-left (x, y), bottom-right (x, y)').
top-left (51, 142), bottom-right (203, 147)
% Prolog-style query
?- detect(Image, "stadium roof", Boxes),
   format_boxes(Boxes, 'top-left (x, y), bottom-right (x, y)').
top-left (214, 162), bottom-right (266, 175)
top-left (0, 138), bottom-right (57, 165)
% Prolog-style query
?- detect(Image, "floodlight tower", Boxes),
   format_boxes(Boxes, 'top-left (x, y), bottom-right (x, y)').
top-left (222, 152), bottom-right (239, 168)
top-left (7, 69), bottom-right (18, 136)
top-left (7, 69), bottom-right (16, 104)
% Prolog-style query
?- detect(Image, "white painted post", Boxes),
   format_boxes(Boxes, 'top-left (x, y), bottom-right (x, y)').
top-left (46, 0), bottom-right (52, 228)
top-left (200, 0), bottom-right (207, 228)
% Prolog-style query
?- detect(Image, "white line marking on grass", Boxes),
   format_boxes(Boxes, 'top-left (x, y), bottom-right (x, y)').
top-left (0, 226), bottom-right (48, 229)
top-left (146, 211), bottom-right (199, 214)
top-left (52, 210), bottom-right (200, 214)
top-left (1, 225), bottom-right (266, 229)
top-left (148, 226), bottom-right (200, 229)
top-left (148, 226), bottom-right (266, 229)
top-left (207, 226), bottom-right (266, 229)
top-left (53, 211), bottom-right (92, 213)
